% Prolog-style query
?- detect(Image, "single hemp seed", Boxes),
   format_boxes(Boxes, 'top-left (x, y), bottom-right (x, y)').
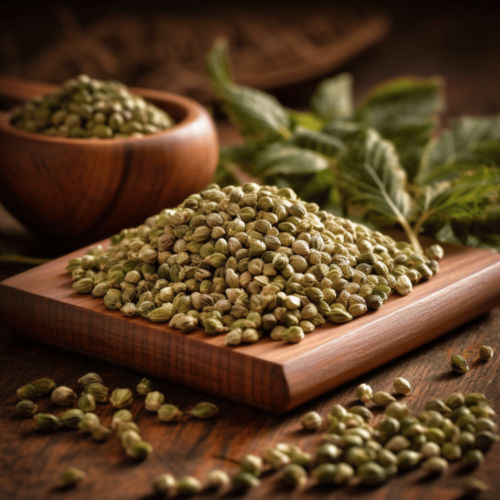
top-left (479, 345), bottom-right (494, 361)
top-left (393, 377), bottom-right (412, 395)
top-left (450, 355), bottom-right (469, 374)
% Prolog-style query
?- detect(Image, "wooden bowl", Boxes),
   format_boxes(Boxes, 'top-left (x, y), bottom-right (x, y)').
top-left (0, 76), bottom-right (218, 247)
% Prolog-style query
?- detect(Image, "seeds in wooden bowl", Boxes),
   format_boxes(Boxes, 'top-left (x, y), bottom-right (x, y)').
top-left (11, 74), bottom-right (174, 139)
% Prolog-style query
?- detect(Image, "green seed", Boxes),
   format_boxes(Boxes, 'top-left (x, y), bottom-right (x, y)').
top-left (231, 472), bottom-right (260, 492)
top-left (60, 467), bottom-right (86, 488)
top-left (450, 354), bottom-right (469, 374)
top-left (281, 464), bottom-right (307, 487)
top-left (32, 378), bottom-right (56, 395)
top-left (479, 345), bottom-right (494, 360)
top-left (190, 402), bottom-right (218, 419)
top-left (152, 474), bottom-right (176, 494)
top-left (176, 476), bottom-right (203, 495)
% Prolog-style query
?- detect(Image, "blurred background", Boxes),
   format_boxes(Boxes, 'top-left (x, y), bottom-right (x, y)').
top-left (1, 0), bottom-right (500, 277)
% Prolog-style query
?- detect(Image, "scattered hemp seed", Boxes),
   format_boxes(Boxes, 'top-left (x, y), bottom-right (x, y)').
top-left (78, 394), bottom-right (96, 413)
top-left (451, 355), bottom-right (469, 374)
top-left (120, 430), bottom-right (142, 450)
top-left (392, 377), bottom-right (412, 395)
top-left (60, 467), bottom-right (86, 488)
top-left (231, 472), bottom-right (260, 492)
top-left (240, 454), bottom-right (263, 477)
top-left (372, 391), bottom-right (396, 407)
top-left (32, 378), bottom-right (56, 395)
top-left (207, 470), bottom-right (230, 489)
top-left (158, 404), bottom-right (183, 422)
top-left (190, 402), bottom-right (218, 419)
top-left (109, 388), bottom-right (134, 409)
top-left (83, 382), bottom-right (109, 403)
top-left (137, 377), bottom-right (154, 396)
top-left (462, 477), bottom-right (488, 494)
top-left (127, 441), bottom-right (153, 460)
top-left (61, 409), bottom-right (84, 429)
top-left (15, 400), bottom-right (38, 417)
top-left (51, 386), bottom-right (78, 407)
top-left (78, 413), bottom-right (100, 433)
top-left (176, 476), bottom-right (203, 495)
top-left (91, 425), bottom-right (113, 442)
top-left (152, 474), bottom-right (176, 495)
top-left (479, 345), bottom-right (494, 361)
top-left (34, 413), bottom-right (59, 431)
top-left (281, 464), bottom-right (308, 487)
top-left (300, 411), bottom-right (323, 431)
top-left (78, 372), bottom-right (103, 386)
top-left (145, 391), bottom-right (165, 411)
top-left (111, 409), bottom-right (133, 430)
top-left (16, 384), bottom-right (40, 402)
top-left (356, 383), bottom-right (373, 404)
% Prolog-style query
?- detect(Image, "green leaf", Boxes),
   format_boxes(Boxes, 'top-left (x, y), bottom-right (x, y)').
top-left (311, 73), bottom-right (354, 121)
top-left (289, 126), bottom-right (345, 157)
top-left (357, 76), bottom-right (444, 182)
top-left (207, 39), bottom-right (290, 144)
top-left (413, 167), bottom-right (500, 229)
top-left (288, 110), bottom-right (324, 131)
top-left (450, 204), bottom-right (500, 250)
top-left (206, 38), bottom-right (233, 90)
top-left (375, 117), bottom-right (435, 182)
top-left (322, 119), bottom-right (365, 144)
top-left (251, 144), bottom-right (330, 177)
top-left (417, 115), bottom-right (500, 184)
top-left (337, 129), bottom-right (413, 222)
top-left (357, 76), bottom-right (444, 127)
top-left (336, 129), bottom-right (420, 249)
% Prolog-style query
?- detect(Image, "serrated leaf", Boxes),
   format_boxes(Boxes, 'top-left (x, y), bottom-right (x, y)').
top-left (337, 129), bottom-right (413, 222)
top-left (311, 73), bottom-right (354, 121)
top-left (356, 76), bottom-right (444, 182)
top-left (376, 117), bottom-right (435, 182)
top-left (336, 129), bottom-right (419, 249)
top-left (414, 167), bottom-right (500, 226)
top-left (288, 110), bottom-right (324, 131)
top-left (417, 115), bottom-right (500, 184)
top-left (206, 38), bottom-right (233, 90)
top-left (251, 144), bottom-right (330, 177)
top-left (357, 76), bottom-right (444, 127)
top-left (322, 119), bottom-right (366, 144)
top-left (290, 126), bottom-right (345, 157)
top-left (207, 39), bottom-right (290, 144)
top-left (450, 204), bottom-right (500, 250)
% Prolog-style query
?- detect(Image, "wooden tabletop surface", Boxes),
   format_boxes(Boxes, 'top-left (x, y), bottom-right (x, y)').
top-left (1, 2), bottom-right (500, 499)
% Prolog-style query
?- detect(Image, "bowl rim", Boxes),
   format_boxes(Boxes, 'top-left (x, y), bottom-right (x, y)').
top-left (0, 89), bottom-right (207, 145)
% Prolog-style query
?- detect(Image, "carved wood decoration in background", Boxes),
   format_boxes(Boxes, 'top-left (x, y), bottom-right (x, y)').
top-left (1, 5), bottom-right (389, 102)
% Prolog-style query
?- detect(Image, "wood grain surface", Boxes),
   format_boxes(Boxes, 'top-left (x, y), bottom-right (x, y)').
top-left (0, 306), bottom-right (498, 500)
top-left (1, 239), bottom-right (500, 414)
top-left (0, 76), bottom-right (219, 246)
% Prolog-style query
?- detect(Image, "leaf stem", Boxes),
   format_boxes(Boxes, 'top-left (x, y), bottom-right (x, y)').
top-left (364, 163), bottom-right (423, 253)
top-left (412, 210), bottom-right (434, 240)
top-left (0, 255), bottom-right (51, 266)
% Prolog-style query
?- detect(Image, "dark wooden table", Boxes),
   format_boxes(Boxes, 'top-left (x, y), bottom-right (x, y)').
top-left (1, 2), bottom-right (500, 498)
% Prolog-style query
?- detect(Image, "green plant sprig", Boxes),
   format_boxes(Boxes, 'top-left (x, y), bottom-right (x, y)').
top-left (207, 39), bottom-right (500, 252)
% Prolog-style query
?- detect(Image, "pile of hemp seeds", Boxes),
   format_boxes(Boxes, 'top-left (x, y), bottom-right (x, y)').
top-left (11, 74), bottom-right (174, 139)
top-left (67, 183), bottom-right (444, 345)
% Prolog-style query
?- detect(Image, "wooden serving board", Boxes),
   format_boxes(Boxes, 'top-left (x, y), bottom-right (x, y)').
top-left (1, 240), bottom-right (500, 414)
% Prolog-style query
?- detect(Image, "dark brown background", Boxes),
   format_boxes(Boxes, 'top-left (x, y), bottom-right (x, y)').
top-left (1, 1), bottom-right (500, 498)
